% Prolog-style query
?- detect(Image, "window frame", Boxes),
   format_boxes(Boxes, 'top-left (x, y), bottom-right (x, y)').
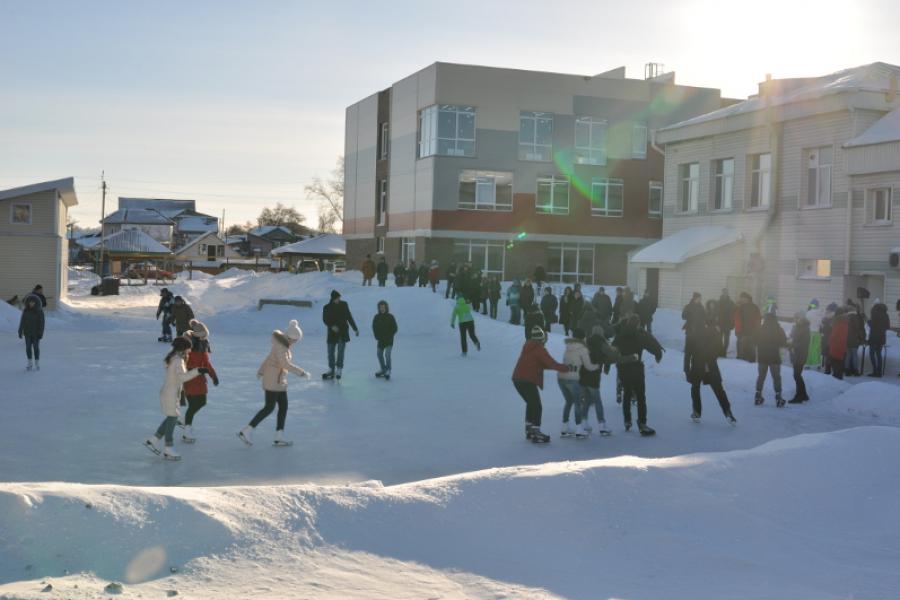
top-left (400, 237), bottom-right (415, 264)
top-left (574, 116), bottom-right (608, 165)
top-left (797, 258), bottom-right (832, 280)
top-left (713, 158), bottom-right (735, 211)
top-left (10, 202), bottom-right (32, 225)
top-left (749, 153), bottom-right (771, 210)
top-left (518, 111), bottom-right (554, 162)
top-left (376, 237), bottom-right (385, 254)
top-left (590, 178), bottom-right (624, 218)
top-left (865, 187), bottom-right (893, 225)
top-left (678, 163), bottom-right (700, 214)
top-left (805, 146), bottom-right (833, 209)
top-left (458, 170), bottom-right (513, 212)
top-left (547, 242), bottom-right (595, 284)
top-left (536, 175), bottom-right (570, 215)
top-left (632, 123), bottom-right (648, 159)
top-left (453, 239), bottom-right (506, 277)
top-left (418, 104), bottom-right (476, 158)
top-left (379, 122), bottom-right (390, 160)
top-left (377, 179), bottom-right (388, 226)
top-left (648, 181), bottom-right (663, 219)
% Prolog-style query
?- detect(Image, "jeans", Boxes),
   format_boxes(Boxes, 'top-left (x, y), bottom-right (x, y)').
top-left (580, 385), bottom-right (604, 423)
top-left (249, 391), bottom-right (288, 431)
top-left (377, 344), bottom-right (392, 373)
top-left (24, 336), bottom-right (40, 360)
top-left (756, 363), bottom-right (782, 394)
top-left (184, 394), bottom-right (207, 425)
top-left (161, 316), bottom-right (172, 339)
top-left (845, 346), bottom-right (860, 374)
top-left (514, 380), bottom-right (543, 427)
top-left (792, 363), bottom-right (808, 399)
top-left (870, 344), bottom-right (884, 376)
top-left (327, 341), bottom-right (346, 370)
top-left (509, 305), bottom-right (521, 325)
top-left (155, 416), bottom-right (178, 446)
top-left (691, 381), bottom-right (731, 417)
top-left (458, 321), bottom-right (479, 353)
top-left (558, 379), bottom-right (582, 425)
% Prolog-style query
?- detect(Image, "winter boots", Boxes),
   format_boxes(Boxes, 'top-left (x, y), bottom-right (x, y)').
top-left (725, 412), bottom-right (737, 425)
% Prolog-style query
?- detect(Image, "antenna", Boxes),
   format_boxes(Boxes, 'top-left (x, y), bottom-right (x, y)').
top-left (98, 171), bottom-right (107, 277)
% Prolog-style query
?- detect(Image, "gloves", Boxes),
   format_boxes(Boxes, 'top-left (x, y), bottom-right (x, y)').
top-left (355, 330), bottom-right (360, 337)
top-left (212, 376), bottom-right (219, 386)
top-left (197, 368), bottom-right (210, 375)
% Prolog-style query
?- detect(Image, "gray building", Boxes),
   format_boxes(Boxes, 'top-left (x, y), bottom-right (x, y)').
top-left (343, 62), bottom-right (728, 285)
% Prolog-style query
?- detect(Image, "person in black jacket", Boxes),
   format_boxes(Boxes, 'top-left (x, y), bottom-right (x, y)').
top-left (18, 295), bottom-right (45, 371)
top-left (523, 303), bottom-right (546, 341)
top-left (487, 276), bottom-right (501, 319)
top-left (372, 300), bottom-right (398, 379)
top-left (844, 300), bottom-right (865, 376)
top-left (581, 324), bottom-right (637, 435)
top-left (393, 263), bottom-right (406, 287)
top-left (445, 261), bottom-right (458, 299)
top-left (684, 308), bottom-right (736, 423)
top-left (375, 257), bottom-right (389, 287)
top-left (613, 314), bottom-right (664, 434)
top-left (27, 284), bottom-right (47, 309)
top-left (868, 301), bottom-right (891, 377)
top-left (569, 289), bottom-right (585, 329)
top-left (591, 288), bottom-right (613, 324)
top-left (788, 313), bottom-right (811, 403)
top-left (520, 279), bottom-right (535, 311)
top-left (559, 287), bottom-right (573, 335)
top-left (636, 292), bottom-right (657, 333)
top-left (417, 262), bottom-right (429, 288)
top-left (540, 286), bottom-right (558, 333)
top-left (682, 292), bottom-right (706, 338)
top-left (533, 265), bottom-right (547, 290)
top-left (322, 290), bottom-right (359, 380)
top-left (755, 312), bottom-right (787, 406)
top-left (406, 260), bottom-right (418, 286)
top-left (156, 287), bottom-right (174, 342)
top-left (717, 289), bottom-right (736, 357)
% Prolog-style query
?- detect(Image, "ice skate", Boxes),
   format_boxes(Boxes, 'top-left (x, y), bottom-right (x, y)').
top-left (322, 370), bottom-right (335, 380)
top-left (273, 430), bottom-right (293, 447)
top-left (238, 426), bottom-right (253, 446)
top-left (776, 394), bottom-right (786, 408)
top-left (691, 412), bottom-right (701, 423)
top-left (181, 426), bottom-right (196, 444)
top-left (725, 412), bottom-right (737, 425)
top-left (384, 369), bottom-right (390, 380)
top-left (597, 421), bottom-right (612, 436)
top-left (26, 359), bottom-right (33, 372)
top-left (624, 421), bottom-right (632, 432)
top-left (143, 437), bottom-right (162, 455)
top-left (529, 427), bottom-right (550, 444)
top-left (162, 447), bottom-right (181, 461)
top-left (336, 368), bottom-right (343, 380)
top-left (754, 392), bottom-right (764, 406)
top-left (34, 360), bottom-right (40, 371)
top-left (375, 371), bottom-right (385, 378)
top-left (574, 423), bottom-right (589, 439)
top-left (638, 423), bottom-right (656, 437)
top-left (560, 422), bottom-right (575, 438)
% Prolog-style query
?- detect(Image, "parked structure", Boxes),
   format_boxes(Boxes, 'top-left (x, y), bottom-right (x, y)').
top-left (0, 178), bottom-right (78, 309)
top-left (343, 62), bottom-right (729, 284)
top-left (632, 62), bottom-right (900, 316)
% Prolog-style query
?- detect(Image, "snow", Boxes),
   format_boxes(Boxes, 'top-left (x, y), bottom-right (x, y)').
top-left (631, 225), bottom-right (742, 266)
top-left (845, 107), bottom-right (900, 147)
top-left (271, 233), bottom-right (345, 256)
top-left (2, 270), bottom-right (900, 598)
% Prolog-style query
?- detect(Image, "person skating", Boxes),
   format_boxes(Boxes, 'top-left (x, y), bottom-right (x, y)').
top-left (682, 292), bottom-right (706, 338)
top-left (361, 254), bottom-right (376, 286)
top-left (684, 308), bottom-right (736, 423)
top-left (507, 279), bottom-right (522, 325)
top-left (322, 290), bottom-right (359, 380)
top-left (868, 300), bottom-right (891, 377)
top-left (613, 314), bottom-right (664, 435)
top-left (478, 274), bottom-right (489, 315)
top-left (18, 295), bottom-right (45, 371)
top-left (717, 289), bottom-right (736, 357)
top-left (820, 303), bottom-right (838, 374)
top-left (619, 287), bottom-right (636, 320)
top-left (156, 287), bottom-right (175, 342)
top-left (827, 307), bottom-right (849, 380)
top-left (540, 286), bottom-right (558, 334)
top-left (523, 302), bottom-right (546, 341)
top-left (375, 256), bottom-right (389, 287)
top-left (428, 260), bottom-right (440, 293)
top-left (372, 300), bottom-right (398, 379)
top-left (170, 296), bottom-right (195, 337)
top-left (788, 312), bottom-right (811, 403)
top-left (445, 261), bottom-right (458, 299)
top-left (487, 276), bottom-right (501, 319)
top-left (393, 262), bottom-right (406, 287)
top-left (450, 296), bottom-right (480, 356)
top-left (559, 286), bottom-right (574, 336)
top-left (557, 328), bottom-right (598, 439)
top-left (181, 320), bottom-right (219, 442)
top-left (512, 326), bottom-right (568, 443)
top-left (581, 325), bottom-right (636, 436)
top-left (238, 320), bottom-right (309, 447)
top-left (636, 291), bottom-right (657, 333)
top-left (754, 312), bottom-right (787, 406)
top-left (456, 263), bottom-right (472, 301)
top-left (144, 337), bottom-right (205, 460)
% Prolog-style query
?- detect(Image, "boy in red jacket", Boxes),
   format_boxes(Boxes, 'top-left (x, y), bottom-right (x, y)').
top-left (512, 325), bottom-right (569, 443)
top-left (181, 319), bottom-right (218, 442)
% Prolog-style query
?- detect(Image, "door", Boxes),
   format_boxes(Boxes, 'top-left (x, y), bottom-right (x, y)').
top-left (207, 245), bottom-right (217, 261)
top-left (645, 268), bottom-right (659, 301)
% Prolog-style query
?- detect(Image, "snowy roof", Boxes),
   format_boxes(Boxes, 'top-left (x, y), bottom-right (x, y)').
top-left (271, 233), bottom-right (345, 257)
top-left (103, 208), bottom-right (173, 225)
top-left (119, 197), bottom-right (196, 212)
top-left (0, 177), bottom-right (78, 207)
top-left (101, 228), bottom-right (172, 255)
top-left (249, 225), bottom-right (294, 237)
top-left (174, 232), bottom-right (224, 255)
top-left (176, 215), bottom-right (219, 233)
top-left (661, 62), bottom-right (900, 134)
top-left (226, 235), bottom-right (246, 244)
top-left (74, 233), bottom-right (103, 249)
top-left (845, 108), bottom-right (900, 147)
top-left (631, 226), bottom-right (743, 266)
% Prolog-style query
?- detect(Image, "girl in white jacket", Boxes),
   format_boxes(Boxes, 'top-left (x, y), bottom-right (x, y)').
top-left (144, 337), bottom-right (205, 460)
top-left (239, 320), bottom-right (309, 447)
top-left (557, 328), bottom-right (599, 438)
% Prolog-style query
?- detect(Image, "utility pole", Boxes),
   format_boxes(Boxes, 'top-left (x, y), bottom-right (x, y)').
top-left (97, 171), bottom-right (108, 277)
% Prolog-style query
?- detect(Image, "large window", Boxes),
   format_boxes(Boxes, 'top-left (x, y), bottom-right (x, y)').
top-left (401, 237), bottom-right (415, 264)
top-left (418, 105), bottom-right (476, 158)
top-left (867, 188), bottom-right (892, 225)
top-left (574, 117), bottom-right (607, 165)
top-left (806, 146), bottom-right (833, 208)
top-left (459, 170), bottom-right (513, 211)
top-left (453, 239), bottom-right (505, 277)
top-left (632, 123), bottom-right (648, 159)
top-left (379, 122), bottom-right (389, 160)
top-left (648, 181), bottom-right (663, 219)
top-left (377, 180), bottom-right (387, 225)
top-left (713, 158), bottom-right (734, 211)
top-left (798, 258), bottom-right (832, 280)
top-left (591, 178), bottom-right (624, 217)
top-left (750, 153), bottom-right (771, 209)
top-left (548, 243), bottom-right (594, 283)
top-left (376, 237), bottom-right (385, 254)
top-left (678, 163), bottom-right (699, 213)
top-left (519, 111), bottom-right (553, 161)
top-left (536, 176), bottom-right (570, 215)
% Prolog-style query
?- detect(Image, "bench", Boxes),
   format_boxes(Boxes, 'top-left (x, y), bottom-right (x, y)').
top-left (258, 299), bottom-right (314, 311)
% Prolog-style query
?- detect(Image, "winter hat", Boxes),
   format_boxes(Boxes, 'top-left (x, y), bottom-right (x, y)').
top-left (530, 325), bottom-right (547, 342)
top-left (874, 297), bottom-right (882, 305)
top-left (171, 337), bottom-right (191, 352)
top-left (826, 302), bottom-right (839, 313)
top-left (187, 319), bottom-right (209, 340)
top-left (285, 319), bottom-right (303, 343)
top-left (330, 290), bottom-right (341, 301)
top-left (808, 298), bottom-right (820, 310)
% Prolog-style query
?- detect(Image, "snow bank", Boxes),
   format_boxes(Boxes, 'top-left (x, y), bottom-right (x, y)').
top-left (0, 301), bottom-right (20, 333)
top-left (833, 382), bottom-right (900, 424)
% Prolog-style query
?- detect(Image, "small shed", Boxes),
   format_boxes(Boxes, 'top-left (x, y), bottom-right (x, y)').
top-left (100, 228), bottom-right (173, 276)
top-left (271, 233), bottom-right (346, 271)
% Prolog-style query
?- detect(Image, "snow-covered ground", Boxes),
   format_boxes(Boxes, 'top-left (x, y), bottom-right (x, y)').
top-left (1, 271), bottom-right (899, 599)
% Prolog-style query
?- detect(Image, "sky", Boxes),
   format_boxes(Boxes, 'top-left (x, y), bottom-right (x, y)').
top-left (2, 0), bottom-right (898, 229)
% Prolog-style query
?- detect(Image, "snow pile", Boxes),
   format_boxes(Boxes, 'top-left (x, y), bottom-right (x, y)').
top-left (0, 301), bottom-right (20, 333)
top-left (2, 427), bottom-right (899, 599)
top-left (832, 382), bottom-right (900, 424)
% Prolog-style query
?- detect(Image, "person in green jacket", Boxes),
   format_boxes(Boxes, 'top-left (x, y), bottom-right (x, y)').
top-left (450, 295), bottom-right (481, 356)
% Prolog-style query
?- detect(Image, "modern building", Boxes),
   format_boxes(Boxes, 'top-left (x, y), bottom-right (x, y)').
top-left (632, 62), bottom-right (900, 316)
top-left (343, 62), bottom-right (729, 284)
top-left (0, 178), bottom-right (78, 309)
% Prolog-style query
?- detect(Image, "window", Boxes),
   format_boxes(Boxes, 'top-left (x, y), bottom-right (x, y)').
top-left (574, 117), bottom-right (607, 165)
top-left (867, 188), bottom-right (892, 224)
top-left (678, 163), bottom-right (699, 213)
top-left (713, 158), bottom-right (734, 211)
top-left (632, 123), bottom-right (648, 159)
top-left (548, 243), bottom-right (594, 283)
top-left (401, 237), bottom-right (415, 264)
top-left (216, 245), bottom-right (225, 257)
top-left (648, 181), bottom-right (663, 218)
top-left (418, 105), bottom-right (476, 158)
top-left (376, 237), bottom-right (385, 254)
top-left (199, 244), bottom-right (207, 255)
top-left (379, 122), bottom-right (389, 160)
top-left (10, 203), bottom-right (31, 225)
top-left (591, 178), bottom-right (624, 217)
top-left (536, 176), bottom-right (570, 215)
top-left (453, 239), bottom-right (505, 277)
top-left (519, 111), bottom-right (553, 161)
top-left (377, 180), bottom-right (387, 225)
top-left (750, 153), bottom-right (771, 209)
top-left (798, 258), bottom-right (832, 280)
top-left (806, 147), bottom-right (833, 208)
top-left (459, 170), bottom-right (513, 211)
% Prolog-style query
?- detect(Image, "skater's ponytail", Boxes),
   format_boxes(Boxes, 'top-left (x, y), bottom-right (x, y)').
top-left (165, 337), bottom-right (192, 365)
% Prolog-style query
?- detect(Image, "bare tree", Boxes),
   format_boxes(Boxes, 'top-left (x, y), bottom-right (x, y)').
top-left (306, 156), bottom-right (343, 233)
top-left (257, 203), bottom-right (308, 235)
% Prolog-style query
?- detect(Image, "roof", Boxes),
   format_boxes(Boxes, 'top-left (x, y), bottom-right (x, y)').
top-left (119, 198), bottom-right (196, 212)
top-left (845, 108), bottom-right (900, 147)
top-left (0, 177), bottom-right (78, 207)
top-left (101, 228), bottom-right (172, 255)
top-left (103, 208), bottom-right (173, 225)
top-left (271, 233), bottom-right (345, 257)
top-left (661, 62), bottom-right (900, 134)
top-left (631, 226), bottom-right (743, 266)
top-left (174, 231), bottom-right (224, 255)
top-left (74, 232), bottom-right (103, 249)
top-left (225, 235), bottom-right (246, 244)
top-left (176, 215), bottom-right (219, 233)
top-left (249, 225), bottom-right (295, 238)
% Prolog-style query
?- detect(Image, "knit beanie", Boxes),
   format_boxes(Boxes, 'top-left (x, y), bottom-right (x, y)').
top-left (188, 319), bottom-right (209, 340)
top-left (530, 325), bottom-right (547, 342)
top-left (285, 319), bottom-right (303, 343)
top-left (330, 290), bottom-right (341, 301)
